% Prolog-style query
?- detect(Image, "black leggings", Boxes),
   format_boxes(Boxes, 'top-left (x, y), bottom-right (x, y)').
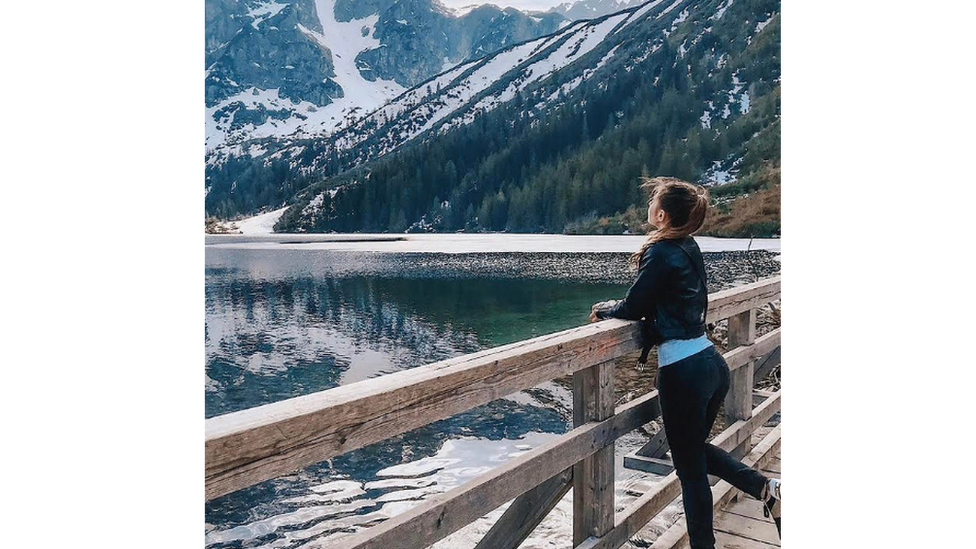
top-left (656, 345), bottom-right (768, 549)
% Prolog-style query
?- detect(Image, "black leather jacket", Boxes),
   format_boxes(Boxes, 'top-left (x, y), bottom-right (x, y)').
top-left (597, 237), bottom-right (708, 341)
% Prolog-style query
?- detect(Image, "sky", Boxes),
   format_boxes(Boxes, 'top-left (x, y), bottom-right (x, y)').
top-left (438, 0), bottom-right (569, 12)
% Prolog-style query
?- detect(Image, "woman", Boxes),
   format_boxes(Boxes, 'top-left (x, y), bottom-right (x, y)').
top-left (590, 178), bottom-right (781, 548)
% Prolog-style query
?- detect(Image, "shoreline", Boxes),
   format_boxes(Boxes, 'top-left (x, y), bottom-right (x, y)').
top-left (206, 233), bottom-right (781, 253)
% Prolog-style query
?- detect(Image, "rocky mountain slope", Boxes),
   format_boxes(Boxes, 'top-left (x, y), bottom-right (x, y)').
top-left (205, 0), bottom-right (565, 214)
top-left (263, 0), bottom-right (779, 234)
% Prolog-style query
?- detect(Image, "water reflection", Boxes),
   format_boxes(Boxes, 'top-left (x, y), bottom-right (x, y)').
top-left (206, 263), bottom-right (625, 418)
top-left (205, 249), bottom-right (628, 548)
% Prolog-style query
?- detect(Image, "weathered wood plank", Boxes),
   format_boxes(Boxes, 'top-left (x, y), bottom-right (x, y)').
top-left (574, 362), bottom-right (616, 544)
top-left (646, 426), bottom-right (782, 549)
top-left (762, 457), bottom-right (781, 475)
top-left (706, 277), bottom-right (780, 324)
top-left (575, 392), bottom-right (781, 549)
top-left (622, 455), bottom-right (675, 475)
top-left (753, 346), bottom-right (781, 381)
top-left (710, 392), bottom-right (780, 451)
top-left (635, 427), bottom-right (670, 458)
top-left (715, 530), bottom-right (779, 548)
top-left (724, 497), bottom-right (773, 522)
top-left (474, 468), bottom-right (573, 549)
top-left (728, 309), bottom-right (757, 349)
top-left (336, 388), bottom-right (661, 549)
top-left (724, 328), bottom-right (780, 372)
top-left (715, 512), bottom-right (780, 546)
top-left (624, 416), bottom-right (667, 474)
top-left (726, 309), bottom-right (756, 459)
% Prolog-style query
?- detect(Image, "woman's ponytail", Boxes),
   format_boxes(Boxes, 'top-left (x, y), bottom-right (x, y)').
top-left (630, 177), bottom-right (710, 268)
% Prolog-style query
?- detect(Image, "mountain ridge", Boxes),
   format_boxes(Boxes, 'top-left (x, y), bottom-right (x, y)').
top-left (205, 0), bottom-right (566, 168)
top-left (265, 0), bottom-right (781, 234)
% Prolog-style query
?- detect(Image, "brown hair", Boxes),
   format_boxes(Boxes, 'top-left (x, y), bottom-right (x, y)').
top-left (630, 177), bottom-right (710, 267)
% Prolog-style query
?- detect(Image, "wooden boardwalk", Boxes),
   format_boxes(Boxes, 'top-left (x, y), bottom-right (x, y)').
top-left (712, 451), bottom-right (781, 549)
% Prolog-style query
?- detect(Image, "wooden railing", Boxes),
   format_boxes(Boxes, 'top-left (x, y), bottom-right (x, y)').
top-left (205, 276), bottom-right (782, 549)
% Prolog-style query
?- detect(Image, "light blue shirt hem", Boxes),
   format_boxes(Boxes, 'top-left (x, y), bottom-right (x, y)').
top-left (658, 334), bottom-right (713, 367)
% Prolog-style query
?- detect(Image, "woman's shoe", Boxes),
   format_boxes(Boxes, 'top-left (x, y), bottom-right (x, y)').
top-left (762, 481), bottom-right (783, 540)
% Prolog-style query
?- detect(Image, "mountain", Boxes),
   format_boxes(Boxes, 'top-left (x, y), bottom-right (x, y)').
top-left (260, 0), bottom-right (780, 235)
top-left (205, 0), bottom-right (566, 214)
top-left (548, 0), bottom-right (646, 21)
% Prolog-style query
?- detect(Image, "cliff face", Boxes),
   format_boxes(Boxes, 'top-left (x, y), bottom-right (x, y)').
top-left (205, 0), bottom-right (565, 163)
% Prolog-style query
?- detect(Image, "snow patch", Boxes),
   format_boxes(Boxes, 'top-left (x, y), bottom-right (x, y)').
top-left (755, 17), bottom-right (772, 34)
top-left (234, 207), bottom-right (289, 235)
top-left (700, 109), bottom-right (711, 129)
top-left (710, 0), bottom-right (734, 21)
top-left (663, 7), bottom-right (689, 37)
top-left (246, 1), bottom-right (286, 29)
top-left (616, 0), bottom-right (664, 33)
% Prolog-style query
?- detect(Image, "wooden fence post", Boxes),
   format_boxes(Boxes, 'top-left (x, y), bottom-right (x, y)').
top-left (725, 308), bottom-right (756, 459)
top-left (573, 361), bottom-right (615, 545)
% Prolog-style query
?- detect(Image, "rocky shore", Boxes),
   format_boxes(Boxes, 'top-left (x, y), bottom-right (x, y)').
top-left (209, 249), bottom-right (781, 287)
top-left (378, 250), bottom-right (781, 287)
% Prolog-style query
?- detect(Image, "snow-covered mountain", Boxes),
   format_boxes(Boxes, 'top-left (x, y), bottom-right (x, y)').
top-left (262, 0), bottom-right (781, 233)
top-left (547, 0), bottom-right (646, 21)
top-left (297, 3), bottom-right (660, 168)
top-left (205, 0), bottom-right (565, 163)
top-left (207, 0), bottom-right (780, 228)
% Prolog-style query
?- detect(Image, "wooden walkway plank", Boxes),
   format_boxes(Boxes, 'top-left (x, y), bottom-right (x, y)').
top-left (474, 468), bottom-right (573, 549)
top-left (715, 531), bottom-right (779, 548)
top-left (724, 497), bottom-right (771, 522)
top-left (715, 511), bottom-right (780, 546)
top-left (762, 457), bottom-right (781, 475)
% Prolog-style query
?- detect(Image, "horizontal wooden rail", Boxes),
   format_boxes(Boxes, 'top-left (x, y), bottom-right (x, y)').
top-left (576, 391), bottom-right (781, 549)
top-left (725, 327), bottom-right (781, 372)
top-left (705, 276), bottom-right (781, 324)
top-left (337, 388), bottom-right (663, 549)
top-left (206, 276), bottom-right (781, 500)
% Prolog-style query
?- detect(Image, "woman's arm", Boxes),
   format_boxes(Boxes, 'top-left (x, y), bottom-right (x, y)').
top-left (594, 245), bottom-right (668, 321)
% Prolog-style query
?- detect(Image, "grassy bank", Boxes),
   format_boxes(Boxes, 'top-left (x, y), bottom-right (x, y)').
top-left (700, 163), bottom-right (781, 237)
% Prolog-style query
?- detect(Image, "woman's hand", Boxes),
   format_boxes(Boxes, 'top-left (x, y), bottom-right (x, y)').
top-left (589, 300), bottom-right (619, 322)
